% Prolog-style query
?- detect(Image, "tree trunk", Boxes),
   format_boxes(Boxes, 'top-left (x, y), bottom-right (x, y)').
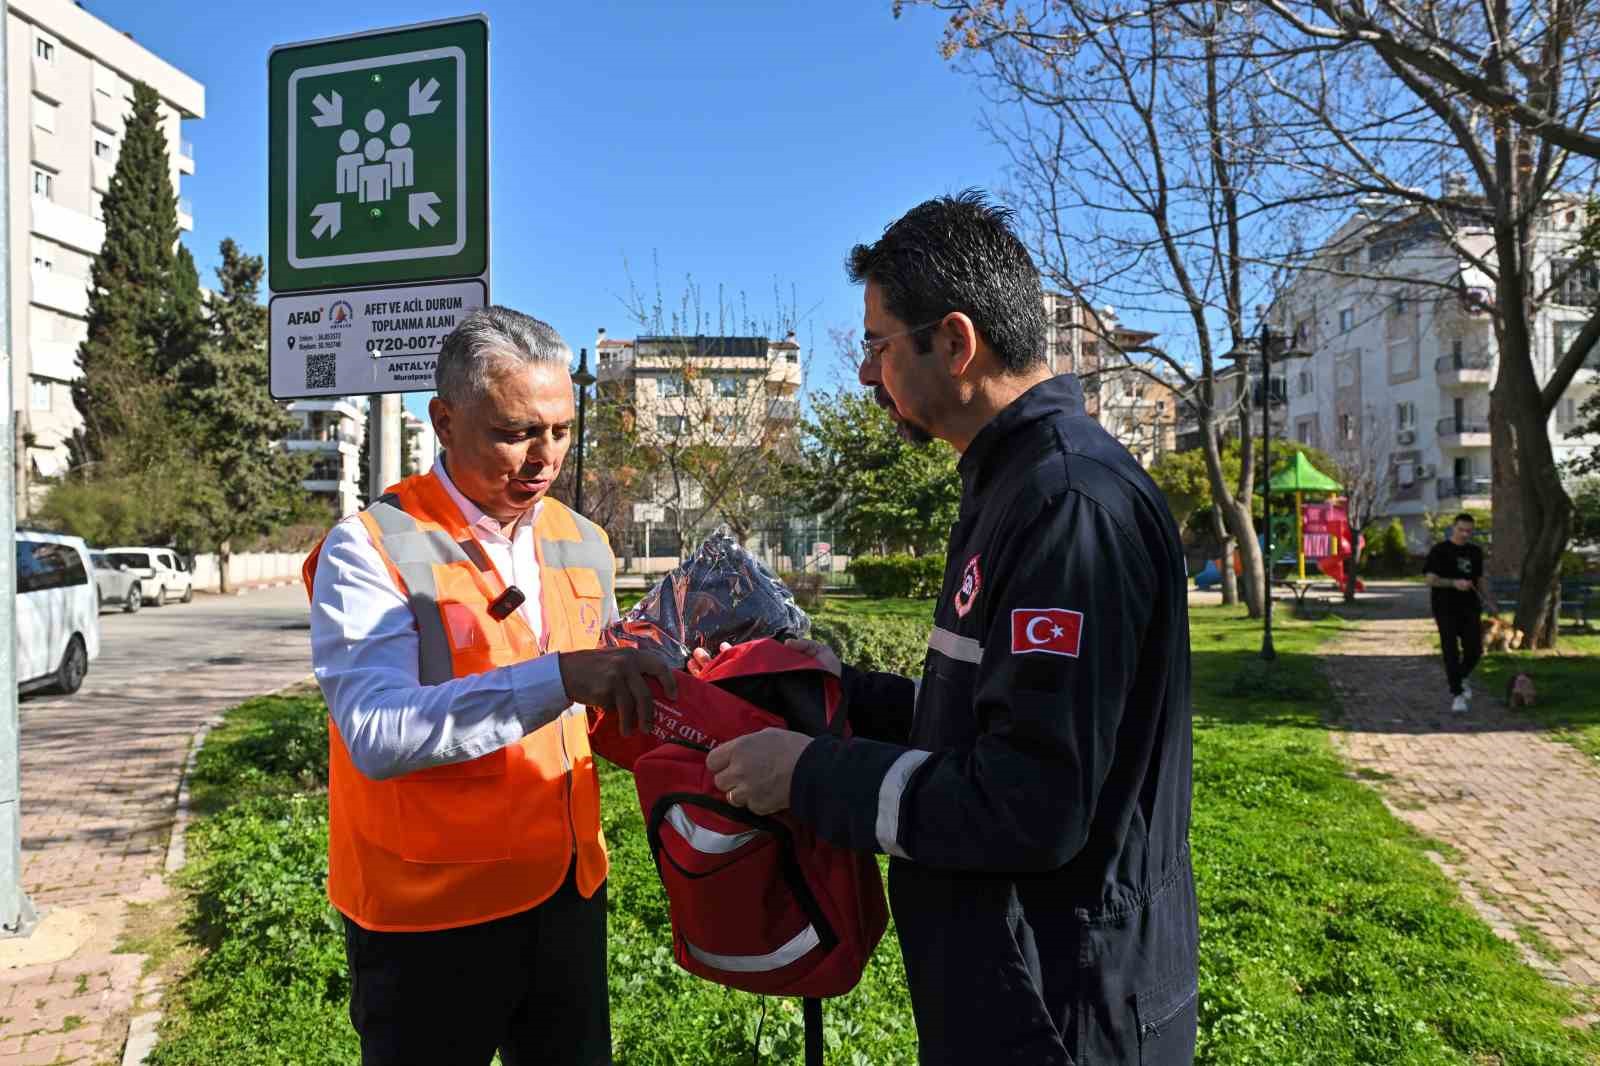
top-left (1485, 187), bottom-right (1573, 648)
top-left (1198, 418), bottom-right (1265, 617)
top-left (218, 540), bottom-right (232, 596)
top-left (1344, 546), bottom-right (1359, 603)
top-left (1215, 503), bottom-right (1239, 606)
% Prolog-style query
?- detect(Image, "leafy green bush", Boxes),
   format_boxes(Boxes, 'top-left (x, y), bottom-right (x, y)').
top-left (848, 554), bottom-right (945, 599)
top-left (1361, 518), bottom-right (1411, 577)
top-left (811, 615), bottom-right (928, 676)
top-left (780, 571), bottom-right (827, 609)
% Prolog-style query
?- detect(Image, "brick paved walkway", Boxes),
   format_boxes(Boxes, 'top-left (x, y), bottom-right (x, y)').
top-left (1325, 609), bottom-right (1600, 1019)
top-left (0, 600), bottom-right (311, 1066)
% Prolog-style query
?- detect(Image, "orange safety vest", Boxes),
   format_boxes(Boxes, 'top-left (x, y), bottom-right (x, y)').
top-left (301, 469), bottom-right (616, 932)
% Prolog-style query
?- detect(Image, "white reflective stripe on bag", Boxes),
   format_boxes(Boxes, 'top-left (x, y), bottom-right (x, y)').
top-left (665, 803), bottom-right (765, 855)
top-left (685, 923), bottom-right (821, 973)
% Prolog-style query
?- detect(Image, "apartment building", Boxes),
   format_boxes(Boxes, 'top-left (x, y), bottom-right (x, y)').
top-left (595, 328), bottom-right (803, 447)
top-left (594, 328), bottom-right (803, 552)
top-left (401, 408), bottom-right (437, 476)
top-left (7, 0), bottom-right (202, 512)
top-left (1279, 202), bottom-right (1600, 539)
top-left (1041, 291), bottom-right (1179, 465)
top-left (286, 398), bottom-right (364, 517)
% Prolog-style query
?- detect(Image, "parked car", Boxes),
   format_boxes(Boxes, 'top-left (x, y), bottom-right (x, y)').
top-left (16, 531), bottom-right (101, 695)
top-left (89, 551), bottom-right (143, 613)
top-left (102, 546), bottom-right (194, 606)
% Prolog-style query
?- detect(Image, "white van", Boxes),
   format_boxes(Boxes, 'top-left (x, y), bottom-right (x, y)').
top-left (16, 531), bottom-right (101, 695)
top-left (102, 546), bottom-right (194, 606)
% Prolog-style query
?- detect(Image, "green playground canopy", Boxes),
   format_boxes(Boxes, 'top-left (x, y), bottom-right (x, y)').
top-left (1267, 452), bottom-right (1342, 494)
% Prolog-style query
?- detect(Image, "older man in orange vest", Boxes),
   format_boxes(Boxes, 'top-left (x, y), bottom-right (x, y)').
top-left (305, 306), bottom-right (671, 1066)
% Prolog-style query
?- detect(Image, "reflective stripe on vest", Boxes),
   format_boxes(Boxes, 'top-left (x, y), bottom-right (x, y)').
top-left (305, 470), bottom-right (614, 932)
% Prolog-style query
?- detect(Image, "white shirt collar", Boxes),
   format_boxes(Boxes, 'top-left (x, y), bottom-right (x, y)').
top-left (432, 456), bottom-right (541, 539)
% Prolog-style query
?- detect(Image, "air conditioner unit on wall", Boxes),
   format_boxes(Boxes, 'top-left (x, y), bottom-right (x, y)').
top-left (1397, 429), bottom-right (1416, 445)
top-left (1415, 464), bottom-right (1435, 479)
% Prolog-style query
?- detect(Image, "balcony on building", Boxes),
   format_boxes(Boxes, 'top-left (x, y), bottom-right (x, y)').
top-left (1437, 475), bottom-right (1492, 508)
top-left (283, 420), bottom-right (361, 453)
top-left (31, 199), bottom-right (106, 255)
top-left (767, 398), bottom-right (800, 423)
top-left (177, 139), bottom-right (195, 175)
top-left (289, 397), bottom-right (364, 423)
top-left (177, 197), bottom-right (194, 232)
top-left (1436, 349), bottom-right (1493, 388)
top-left (1436, 414), bottom-right (1492, 449)
top-left (30, 267), bottom-right (90, 318)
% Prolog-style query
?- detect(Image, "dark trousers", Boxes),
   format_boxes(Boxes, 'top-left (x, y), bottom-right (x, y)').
top-left (1435, 608), bottom-right (1483, 695)
top-left (342, 868), bottom-right (610, 1066)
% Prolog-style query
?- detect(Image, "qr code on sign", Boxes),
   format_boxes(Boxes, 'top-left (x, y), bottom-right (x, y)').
top-left (305, 353), bottom-right (336, 390)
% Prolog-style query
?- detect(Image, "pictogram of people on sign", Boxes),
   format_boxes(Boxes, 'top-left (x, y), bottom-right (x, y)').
top-left (335, 108), bottom-right (415, 205)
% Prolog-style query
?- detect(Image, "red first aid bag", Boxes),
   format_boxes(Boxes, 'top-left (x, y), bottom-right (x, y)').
top-left (627, 639), bottom-right (889, 1001)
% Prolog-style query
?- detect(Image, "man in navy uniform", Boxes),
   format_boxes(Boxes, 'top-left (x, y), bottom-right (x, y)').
top-left (709, 192), bottom-right (1197, 1065)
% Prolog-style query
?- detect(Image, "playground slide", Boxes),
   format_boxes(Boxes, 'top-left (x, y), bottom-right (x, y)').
top-left (1314, 554), bottom-right (1366, 592)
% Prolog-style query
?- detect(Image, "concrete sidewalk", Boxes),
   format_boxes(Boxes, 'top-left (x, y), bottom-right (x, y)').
top-left (0, 590), bottom-right (312, 1065)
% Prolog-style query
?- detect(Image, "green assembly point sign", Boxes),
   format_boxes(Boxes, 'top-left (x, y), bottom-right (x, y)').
top-left (268, 16), bottom-right (487, 292)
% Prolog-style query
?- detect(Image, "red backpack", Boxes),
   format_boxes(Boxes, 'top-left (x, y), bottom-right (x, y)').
top-left (590, 639), bottom-right (889, 1063)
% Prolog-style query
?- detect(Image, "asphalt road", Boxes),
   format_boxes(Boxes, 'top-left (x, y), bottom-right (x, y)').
top-left (20, 585), bottom-right (313, 709)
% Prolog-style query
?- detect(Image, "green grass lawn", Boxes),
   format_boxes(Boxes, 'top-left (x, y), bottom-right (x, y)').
top-left (1473, 630), bottom-right (1600, 764)
top-left (142, 603), bottom-right (1600, 1065)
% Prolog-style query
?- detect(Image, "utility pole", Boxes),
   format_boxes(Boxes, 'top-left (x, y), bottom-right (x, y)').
top-left (1, 9), bottom-right (39, 938)
top-left (366, 394), bottom-right (403, 501)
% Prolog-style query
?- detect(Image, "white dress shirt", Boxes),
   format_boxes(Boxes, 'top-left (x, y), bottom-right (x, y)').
top-left (310, 459), bottom-right (579, 781)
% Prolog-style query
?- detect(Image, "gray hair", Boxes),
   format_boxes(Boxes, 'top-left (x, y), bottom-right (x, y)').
top-left (435, 305), bottom-right (571, 405)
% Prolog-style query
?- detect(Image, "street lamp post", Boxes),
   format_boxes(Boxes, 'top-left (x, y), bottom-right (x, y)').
top-left (1227, 320), bottom-right (1310, 662)
top-left (572, 347), bottom-right (597, 517)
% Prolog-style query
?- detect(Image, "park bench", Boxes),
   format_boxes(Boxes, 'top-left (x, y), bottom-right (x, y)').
top-left (1486, 576), bottom-right (1597, 630)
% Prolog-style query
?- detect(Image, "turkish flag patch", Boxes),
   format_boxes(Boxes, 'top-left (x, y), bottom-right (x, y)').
top-left (1011, 608), bottom-right (1084, 658)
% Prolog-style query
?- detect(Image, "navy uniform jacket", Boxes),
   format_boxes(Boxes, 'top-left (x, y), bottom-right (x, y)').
top-left (791, 375), bottom-right (1197, 1065)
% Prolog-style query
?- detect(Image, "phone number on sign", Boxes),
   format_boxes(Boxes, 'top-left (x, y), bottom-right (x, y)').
top-left (366, 335), bottom-right (439, 354)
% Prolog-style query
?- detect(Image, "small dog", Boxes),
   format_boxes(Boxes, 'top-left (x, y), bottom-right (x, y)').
top-left (1481, 616), bottom-right (1525, 652)
top-left (1505, 672), bottom-right (1537, 708)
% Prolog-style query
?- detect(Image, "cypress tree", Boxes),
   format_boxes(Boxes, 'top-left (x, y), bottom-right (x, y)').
top-left (72, 80), bottom-right (179, 463)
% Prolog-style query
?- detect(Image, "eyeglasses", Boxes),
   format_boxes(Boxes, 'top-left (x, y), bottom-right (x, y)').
top-left (860, 318), bottom-right (947, 363)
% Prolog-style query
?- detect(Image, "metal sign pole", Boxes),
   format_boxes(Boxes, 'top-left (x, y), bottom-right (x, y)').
top-left (1, 8), bottom-right (39, 938)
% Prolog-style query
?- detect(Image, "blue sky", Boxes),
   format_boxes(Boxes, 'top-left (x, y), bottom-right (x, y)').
top-left (84, 0), bottom-right (1015, 416)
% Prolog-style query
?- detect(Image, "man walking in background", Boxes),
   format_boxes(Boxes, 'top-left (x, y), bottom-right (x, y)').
top-left (1422, 513), bottom-right (1494, 713)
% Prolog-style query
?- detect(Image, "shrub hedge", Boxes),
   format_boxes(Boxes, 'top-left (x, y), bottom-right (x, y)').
top-left (847, 555), bottom-right (945, 599)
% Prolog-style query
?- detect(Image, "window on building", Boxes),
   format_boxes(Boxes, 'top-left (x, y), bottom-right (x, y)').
top-left (1554, 319), bottom-right (1600, 370)
top-left (1296, 420), bottom-right (1312, 445)
top-left (1551, 257), bottom-right (1600, 307)
top-left (1339, 308), bottom-right (1356, 332)
top-left (1396, 401), bottom-right (1416, 430)
top-left (31, 96), bottom-right (56, 134)
top-left (35, 36), bottom-right (55, 63)
top-left (1340, 413), bottom-right (1356, 441)
top-left (94, 137), bottom-right (114, 160)
top-left (713, 414), bottom-right (740, 435)
top-left (1336, 253), bottom-right (1353, 273)
top-left (1297, 369), bottom-right (1315, 396)
top-left (1452, 338), bottom-right (1463, 359)
top-left (656, 415), bottom-right (686, 437)
top-left (713, 375), bottom-right (739, 398)
top-left (1558, 397), bottom-right (1580, 427)
top-left (30, 377), bottom-right (51, 412)
top-left (1393, 292), bottom-right (1408, 314)
top-left (658, 373), bottom-right (685, 398)
top-left (31, 168), bottom-right (54, 200)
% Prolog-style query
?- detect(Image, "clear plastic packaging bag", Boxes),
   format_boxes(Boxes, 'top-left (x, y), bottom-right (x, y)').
top-left (601, 530), bottom-right (811, 669)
